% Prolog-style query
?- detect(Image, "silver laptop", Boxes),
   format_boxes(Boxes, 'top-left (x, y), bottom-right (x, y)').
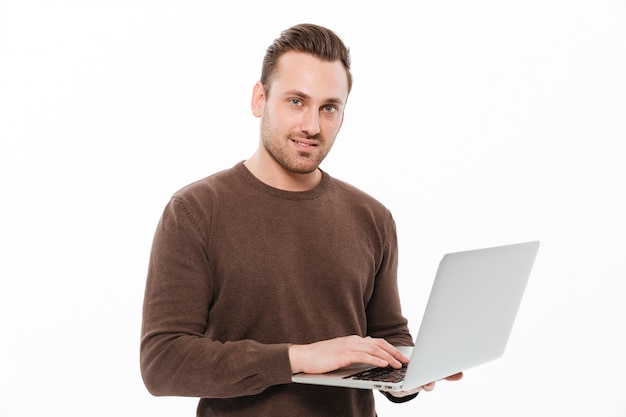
top-left (292, 241), bottom-right (540, 391)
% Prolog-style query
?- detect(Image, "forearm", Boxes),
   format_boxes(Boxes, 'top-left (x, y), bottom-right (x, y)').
top-left (140, 330), bottom-right (293, 398)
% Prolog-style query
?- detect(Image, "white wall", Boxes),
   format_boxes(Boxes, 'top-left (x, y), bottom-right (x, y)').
top-left (1, 1), bottom-right (624, 416)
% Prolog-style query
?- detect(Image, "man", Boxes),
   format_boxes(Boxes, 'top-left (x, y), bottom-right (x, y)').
top-left (140, 23), bottom-right (461, 416)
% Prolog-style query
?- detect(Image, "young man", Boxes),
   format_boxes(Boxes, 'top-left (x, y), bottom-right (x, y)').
top-left (140, 23), bottom-right (461, 416)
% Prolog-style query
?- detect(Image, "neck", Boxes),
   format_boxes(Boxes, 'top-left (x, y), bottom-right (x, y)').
top-left (244, 152), bottom-right (322, 192)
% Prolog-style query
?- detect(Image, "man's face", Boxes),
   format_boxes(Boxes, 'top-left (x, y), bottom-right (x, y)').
top-left (252, 51), bottom-right (349, 175)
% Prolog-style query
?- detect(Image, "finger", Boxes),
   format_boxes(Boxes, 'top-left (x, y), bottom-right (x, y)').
top-left (387, 386), bottom-right (422, 398)
top-left (422, 382), bottom-right (436, 391)
top-left (355, 347), bottom-right (401, 368)
top-left (356, 339), bottom-right (405, 368)
top-left (444, 372), bottom-right (463, 381)
top-left (368, 339), bottom-right (410, 365)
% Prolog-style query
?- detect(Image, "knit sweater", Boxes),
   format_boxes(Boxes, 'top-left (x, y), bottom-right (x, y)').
top-left (140, 161), bottom-right (414, 416)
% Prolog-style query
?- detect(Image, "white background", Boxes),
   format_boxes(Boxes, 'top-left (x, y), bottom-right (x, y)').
top-left (1, 1), bottom-right (625, 416)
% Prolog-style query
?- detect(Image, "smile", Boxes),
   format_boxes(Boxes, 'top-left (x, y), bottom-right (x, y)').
top-left (292, 139), bottom-right (318, 147)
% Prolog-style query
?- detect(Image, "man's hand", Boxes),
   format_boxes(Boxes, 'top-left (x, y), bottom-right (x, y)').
top-left (387, 371), bottom-right (464, 398)
top-left (289, 335), bottom-right (409, 374)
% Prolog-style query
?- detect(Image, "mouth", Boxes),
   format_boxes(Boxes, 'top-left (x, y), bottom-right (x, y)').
top-left (291, 138), bottom-right (319, 149)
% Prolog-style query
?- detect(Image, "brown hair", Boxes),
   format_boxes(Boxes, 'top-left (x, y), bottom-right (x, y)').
top-left (260, 23), bottom-right (352, 96)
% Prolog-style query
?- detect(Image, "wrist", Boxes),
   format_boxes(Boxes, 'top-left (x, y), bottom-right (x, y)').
top-left (288, 344), bottom-right (305, 374)
top-left (382, 390), bottom-right (419, 403)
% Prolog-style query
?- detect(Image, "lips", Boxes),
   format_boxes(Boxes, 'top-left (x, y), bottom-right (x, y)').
top-left (291, 138), bottom-right (318, 148)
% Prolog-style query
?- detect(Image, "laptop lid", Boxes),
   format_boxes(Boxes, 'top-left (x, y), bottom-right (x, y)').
top-left (292, 241), bottom-right (540, 391)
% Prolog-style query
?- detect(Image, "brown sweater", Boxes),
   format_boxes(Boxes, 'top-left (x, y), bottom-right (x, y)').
top-left (140, 162), bottom-right (413, 416)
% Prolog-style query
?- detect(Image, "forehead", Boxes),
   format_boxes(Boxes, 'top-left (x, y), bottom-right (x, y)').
top-left (271, 51), bottom-right (349, 101)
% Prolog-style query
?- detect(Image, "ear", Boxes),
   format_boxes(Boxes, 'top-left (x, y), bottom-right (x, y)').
top-left (251, 81), bottom-right (265, 118)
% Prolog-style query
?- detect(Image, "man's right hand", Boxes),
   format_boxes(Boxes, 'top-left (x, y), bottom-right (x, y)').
top-left (288, 335), bottom-right (410, 375)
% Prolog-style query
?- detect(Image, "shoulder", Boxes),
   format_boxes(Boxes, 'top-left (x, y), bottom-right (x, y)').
top-left (327, 174), bottom-right (391, 213)
top-left (324, 173), bottom-right (395, 227)
top-left (161, 162), bottom-right (244, 224)
top-left (172, 162), bottom-right (243, 203)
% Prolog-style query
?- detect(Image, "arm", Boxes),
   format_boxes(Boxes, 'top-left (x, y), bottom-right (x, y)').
top-left (362, 214), bottom-right (418, 401)
top-left (140, 197), bottom-right (293, 398)
top-left (364, 214), bottom-right (413, 346)
top-left (363, 216), bottom-right (465, 399)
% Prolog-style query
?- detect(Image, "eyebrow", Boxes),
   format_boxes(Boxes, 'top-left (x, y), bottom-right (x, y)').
top-left (284, 89), bottom-right (345, 106)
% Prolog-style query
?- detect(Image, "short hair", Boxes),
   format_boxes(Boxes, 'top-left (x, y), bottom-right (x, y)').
top-left (260, 23), bottom-right (352, 96)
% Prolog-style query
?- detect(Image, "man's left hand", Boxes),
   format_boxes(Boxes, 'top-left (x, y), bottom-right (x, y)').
top-left (387, 371), bottom-right (464, 398)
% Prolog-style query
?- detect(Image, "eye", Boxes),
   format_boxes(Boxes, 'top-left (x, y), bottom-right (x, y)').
top-left (322, 105), bottom-right (338, 113)
top-left (289, 98), bottom-right (303, 107)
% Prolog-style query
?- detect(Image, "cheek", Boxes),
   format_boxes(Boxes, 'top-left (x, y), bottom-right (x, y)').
top-left (270, 107), bottom-right (299, 130)
top-left (322, 116), bottom-right (343, 136)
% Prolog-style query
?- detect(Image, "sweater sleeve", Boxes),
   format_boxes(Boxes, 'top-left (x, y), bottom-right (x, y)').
top-left (380, 390), bottom-right (419, 403)
top-left (365, 214), bottom-right (414, 347)
top-left (370, 217), bottom-right (418, 405)
top-left (140, 197), bottom-right (293, 398)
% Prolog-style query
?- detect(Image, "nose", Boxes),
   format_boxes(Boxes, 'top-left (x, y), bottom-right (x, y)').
top-left (299, 108), bottom-right (321, 137)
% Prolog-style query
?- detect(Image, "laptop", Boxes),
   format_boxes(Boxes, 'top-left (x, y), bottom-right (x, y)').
top-left (292, 240), bottom-right (540, 391)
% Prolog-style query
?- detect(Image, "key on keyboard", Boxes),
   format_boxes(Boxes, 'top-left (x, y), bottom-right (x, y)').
top-left (342, 365), bottom-right (407, 383)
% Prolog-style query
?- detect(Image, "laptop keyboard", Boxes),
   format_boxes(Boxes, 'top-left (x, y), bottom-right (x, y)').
top-left (342, 365), bottom-right (407, 383)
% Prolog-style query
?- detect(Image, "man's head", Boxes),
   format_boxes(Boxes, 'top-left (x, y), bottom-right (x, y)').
top-left (260, 23), bottom-right (352, 98)
top-left (246, 24), bottom-right (351, 190)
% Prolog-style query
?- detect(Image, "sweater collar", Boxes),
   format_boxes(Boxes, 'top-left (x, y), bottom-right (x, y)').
top-left (235, 161), bottom-right (330, 201)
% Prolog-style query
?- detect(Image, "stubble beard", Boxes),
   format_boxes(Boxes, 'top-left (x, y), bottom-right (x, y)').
top-left (260, 115), bottom-right (330, 175)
